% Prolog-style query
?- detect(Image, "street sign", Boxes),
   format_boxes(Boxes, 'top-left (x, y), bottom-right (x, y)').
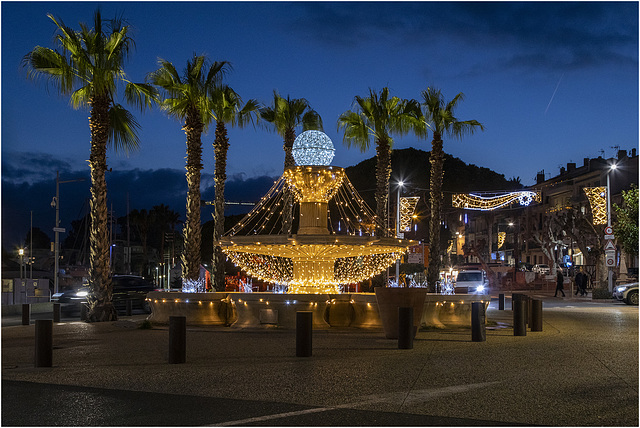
top-left (53, 227), bottom-right (66, 233)
top-left (604, 234), bottom-right (615, 240)
top-left (604, 240), bottom-right (616, 251)
top-left (604, 226), bottom-right (613, 235)
top-left (605, 250), bottom-right (616, 267)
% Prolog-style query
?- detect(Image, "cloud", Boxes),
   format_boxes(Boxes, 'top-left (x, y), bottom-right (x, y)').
top-left (1, 163), bottom-right (278, 249)
top-left (291, 2), bottom-right (638, 73)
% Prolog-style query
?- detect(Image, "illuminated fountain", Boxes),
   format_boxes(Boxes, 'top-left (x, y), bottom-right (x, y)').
top-left (147, 131), bottom-right (488, 330)
top-left (219, 130), bottom-right (410, 294)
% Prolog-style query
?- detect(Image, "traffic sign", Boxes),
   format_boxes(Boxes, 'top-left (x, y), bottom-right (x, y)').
top-left (53, 227), bottom-right (66, 233)
top-left (605, 252), bottom-right (616, 267)
top-left (604, 234), bottom-right (615, 240)
top-left (604, 226), bottom-right (613, 235)
top-left (604, 240), bottom-right (616, 251)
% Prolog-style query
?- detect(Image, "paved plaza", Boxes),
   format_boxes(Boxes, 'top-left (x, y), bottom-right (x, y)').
top-left (1, 293), bottom-right (638, 426)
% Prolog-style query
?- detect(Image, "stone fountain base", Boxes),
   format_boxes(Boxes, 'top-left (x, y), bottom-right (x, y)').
top-left (146, 291), bottom-right (489, 330)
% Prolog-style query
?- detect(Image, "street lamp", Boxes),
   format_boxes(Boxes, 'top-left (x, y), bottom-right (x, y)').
top-left (606, 162), bottom-right (617, 292)
top-left (396, 180), bottom-right (403, 286)
top-left (51, 171), bottom-right (85, 295)
top-left (18, 248), bottom-right (24, 281)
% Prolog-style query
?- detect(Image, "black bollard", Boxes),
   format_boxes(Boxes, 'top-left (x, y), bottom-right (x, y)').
top-left (126, 299), bottom-right (132, 316)
top-left (513, 298), bottom-right (527, 336)
top-left (499, 293), bottom-right (505, 310)
top-left (168, 316), bottom-right (186, 364)
top-left (35, 319), bottom-right (53, 367)
top-left (80, 303), bottom-right (88, 321)
top-left (531, 299), bottom-right (543, 332)
top-left (296, 311), bottom-right (313, 357)
top-left (511, 293), bottom-right (519, 311)
top-left (471, 302), bottom-right (486, 342)
top-left (22, 304), bottom-right (30, 326)
top-left (398, 307), bottom-right (414, 349)
top-left (53, 303), bottom-right (61, 323)
top-left (527, 295), bottom-right (532, 326)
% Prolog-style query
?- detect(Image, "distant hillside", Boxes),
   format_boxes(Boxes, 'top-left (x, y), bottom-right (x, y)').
top-left (345, 147), bottom-right (521, 210)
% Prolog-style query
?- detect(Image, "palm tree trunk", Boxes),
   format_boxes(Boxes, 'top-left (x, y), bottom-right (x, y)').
top-left (213, 120), bottom-right (229, 291)
top-left (375, 138), bottom-right (392, 237)
top-left (182, 109), bottom-right (204, 282)
top-left (282, 128), bottom-right (296, 234)
top-left (427, 134), bottom-right (444, 291)
top-left (87, 95), bottom-right (117, 322)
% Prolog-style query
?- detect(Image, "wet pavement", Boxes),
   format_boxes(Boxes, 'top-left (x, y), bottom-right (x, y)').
top-left (1, 293), bottom-right (638, 426)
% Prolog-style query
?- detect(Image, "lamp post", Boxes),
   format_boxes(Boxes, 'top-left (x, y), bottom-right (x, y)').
top-left (396, 181), bottom-right (403, 286)
top-left (51, 171), bottom-right (85, 295)
top-left (18, 248), bottom-right (25, 281)
top-left (606, 163), bottom-right (617, 292)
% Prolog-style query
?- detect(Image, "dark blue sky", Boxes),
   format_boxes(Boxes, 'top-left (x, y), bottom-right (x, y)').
top-left (1, 1), bottom-right (638, 248)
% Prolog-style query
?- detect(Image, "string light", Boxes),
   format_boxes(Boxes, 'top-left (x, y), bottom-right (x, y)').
top-left (292, 130), bottom-right (335, 166)
top-left (220, 162), bottom-right (412, 293)
top-left (584, 186), bottom-right (607, 225)
top-left (497, 232), bottom-right (506, 249)
top-left (452, 191), bottom-right (541, 211)
top-left (399, 196), bottom-right (420, 232)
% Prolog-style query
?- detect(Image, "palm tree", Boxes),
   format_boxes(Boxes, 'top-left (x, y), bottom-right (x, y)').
top-left (22, 11), bottom-right (156, 321)
top-left (148, 55), bottom-right (229, 283)
top-left (260, 91), bottom-right (323, 233)
top-left (338, 87), bottom-right (422, 237)
top-left (420, 87), bottom-right (484, 289)
top-left (210, 86), bottom-right (260, 291)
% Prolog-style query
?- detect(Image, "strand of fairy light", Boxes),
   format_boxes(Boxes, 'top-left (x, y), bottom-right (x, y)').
top-left (583, 186), bottom-right (607, 225)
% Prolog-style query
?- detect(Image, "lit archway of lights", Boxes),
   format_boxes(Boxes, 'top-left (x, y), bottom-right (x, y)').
top-left (452, 191), bottom-right (541, 211)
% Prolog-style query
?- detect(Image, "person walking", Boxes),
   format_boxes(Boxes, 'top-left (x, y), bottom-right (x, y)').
top-left (555, 267), bottom-right (566, 297)
top-left (575, 267), bottom-right (587, 296)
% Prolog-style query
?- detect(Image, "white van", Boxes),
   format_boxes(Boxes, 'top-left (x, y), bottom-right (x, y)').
top-left (454, 270), bottom-right (489, 294)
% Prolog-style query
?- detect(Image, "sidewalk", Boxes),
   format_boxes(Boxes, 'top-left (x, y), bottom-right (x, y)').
top-left (2, 297), bottom-right (638, 426)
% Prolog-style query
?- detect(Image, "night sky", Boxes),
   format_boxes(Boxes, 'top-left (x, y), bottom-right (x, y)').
top-left (1, 1), bottom-right (638, 248)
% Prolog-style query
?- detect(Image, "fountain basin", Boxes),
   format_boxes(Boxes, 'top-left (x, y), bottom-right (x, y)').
top-left (146, 291), bottom-right (489, 330)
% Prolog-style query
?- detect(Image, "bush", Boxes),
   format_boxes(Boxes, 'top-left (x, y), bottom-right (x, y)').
top-left (139, 319), bottom-right (153, 329)
top-left (592, 287), bottom-right (612, 299)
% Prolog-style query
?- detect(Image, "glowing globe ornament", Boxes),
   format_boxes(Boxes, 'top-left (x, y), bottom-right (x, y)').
top-left (292, 130), bottom-right (335, 166)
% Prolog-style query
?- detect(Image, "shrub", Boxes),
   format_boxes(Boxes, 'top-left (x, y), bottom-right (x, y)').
top-left (592, 287), bottom-right (612, 299)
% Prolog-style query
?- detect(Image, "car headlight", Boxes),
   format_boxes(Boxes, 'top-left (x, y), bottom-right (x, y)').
top-left (615, 286), bottom-right (628, 293)
top-left (75, 290), bottom-right (88, 297)
top-left (476, 285), bottom-right (485, 293)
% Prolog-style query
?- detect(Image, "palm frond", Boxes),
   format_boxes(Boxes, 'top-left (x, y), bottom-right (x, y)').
top-left (108, 103), bottom-right (140, 154)
top-left (124, 82), bottom-right (158, 111)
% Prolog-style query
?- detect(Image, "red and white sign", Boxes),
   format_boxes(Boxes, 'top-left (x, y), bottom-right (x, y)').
top-left (604, 226), bottom-right (613, 235)
top-left (604, 240), bottom-right (616, 251)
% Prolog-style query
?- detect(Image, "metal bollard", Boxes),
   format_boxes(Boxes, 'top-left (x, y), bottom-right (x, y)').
top-left (35, 319), bottom-right (53, 367)
top-left (126, 299), bottom-right (132, 316)
top-left (527, 295), bottom-right (532, 326)
top-left (398, 307), bottom-right (414, 349)
top-left (513, 298), bottom-right (527, 336)
top-left (22, 304), bottom-right (30, 325)
top-left (499, 293), bottom-right (505, 310)
top-left (168, 316), bottom-right (186, 364)
top-left (471, 302), bottom-right (486, 342)
top-left (53, 303), bottom-right (61, 323)
top-left (296, 311), bottom-right (313, 357)
top-left (531, 299), bottom-right (543, 332)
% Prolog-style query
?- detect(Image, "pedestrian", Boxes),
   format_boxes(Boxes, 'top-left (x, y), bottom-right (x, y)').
top-left (575, 267), bottom-right (587, 296)
top-left (555, 268), bottom-right (565, 297)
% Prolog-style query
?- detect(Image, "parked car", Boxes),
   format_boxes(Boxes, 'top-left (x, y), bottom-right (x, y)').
top-left (613, 283), bottom-right (639, 305)
top-left (532, 264), bottom-right (551, 275)
top-left (453, 270), bottom-right (489, 294)
top-left (57, 275), bottom-right (156, 315)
